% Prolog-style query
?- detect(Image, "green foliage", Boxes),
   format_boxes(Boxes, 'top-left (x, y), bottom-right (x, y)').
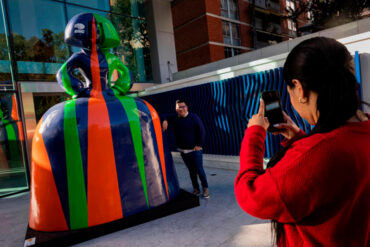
top-left (34, 94), bottom-right (71, 122)
top-left (11, 30), bottom-right (68, 62)
top-left (108, 0), bottom-right (151, 82)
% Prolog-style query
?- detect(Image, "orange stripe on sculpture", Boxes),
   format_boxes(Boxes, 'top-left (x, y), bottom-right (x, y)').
top-left (29, 118), bottom-right (68, 231)
top-left (11, 94), bottom-right (24, 141)
top-left (87, 17), bottom-right (123, 226)
top-left (144, 101), bottom-right (169, 198)
top-left (90, 17), bottom-right (102, 97)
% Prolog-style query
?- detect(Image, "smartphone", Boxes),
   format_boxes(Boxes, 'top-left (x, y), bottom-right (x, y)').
top-left (260, 91), bottom-right (285, 132)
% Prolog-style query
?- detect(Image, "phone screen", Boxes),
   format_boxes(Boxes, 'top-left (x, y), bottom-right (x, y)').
top-left (261, 91), bottom-right (285, 132)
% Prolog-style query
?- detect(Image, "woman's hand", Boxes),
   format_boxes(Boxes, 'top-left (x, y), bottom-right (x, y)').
top-left (248, 99), bottom-right (270, 130)
top-left (272, 111), bottom-right (301, 139)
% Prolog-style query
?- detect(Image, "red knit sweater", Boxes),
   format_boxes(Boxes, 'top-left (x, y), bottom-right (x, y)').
top-left (235, 121), bottom-right (370, 246)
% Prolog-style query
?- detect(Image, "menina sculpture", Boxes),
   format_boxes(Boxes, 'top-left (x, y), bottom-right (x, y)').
top-left (29, 13), bottom-right (179, 231)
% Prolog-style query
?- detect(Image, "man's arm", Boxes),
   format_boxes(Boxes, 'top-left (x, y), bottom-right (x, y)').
top-left (160, 113), bottom-right (176, 131)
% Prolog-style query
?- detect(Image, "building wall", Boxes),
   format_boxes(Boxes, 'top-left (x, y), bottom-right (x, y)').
top-left (239, 1), bottom-right (253, 48)
top-left (146, 0), bottom-right (178, 83)
top-left (171, 0), bottom-right (207, 27)
top-left (172, 0), bottom-right (211, 71)
top-left (176, 45), bottom-right (211, 71)
top-left (172, 0), bottom-right (296, 71)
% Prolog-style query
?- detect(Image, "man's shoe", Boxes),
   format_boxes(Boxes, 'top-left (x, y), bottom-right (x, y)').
top-left (202, 188), bottom-right (210, 198)
top-left (192, 189), bottom-right (200, 196)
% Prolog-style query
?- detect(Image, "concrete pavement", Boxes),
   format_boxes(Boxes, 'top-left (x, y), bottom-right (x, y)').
top-left (0, 158), bottom-right (272, 247)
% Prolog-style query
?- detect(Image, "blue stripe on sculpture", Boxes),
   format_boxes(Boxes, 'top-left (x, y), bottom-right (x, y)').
top-left (135, 98), bottom-right (168, 206)
top-left (40, 102), bottom-right (70, 228)
top-left (103, 94), bottom-right (148, 217)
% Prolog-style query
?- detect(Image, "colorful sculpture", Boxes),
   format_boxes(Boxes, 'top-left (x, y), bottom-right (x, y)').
top-left (29, 13), bottom-right (179, 231)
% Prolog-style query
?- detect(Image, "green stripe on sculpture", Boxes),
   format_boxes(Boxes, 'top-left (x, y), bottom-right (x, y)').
top-left (64, 100), bottom-right (88, 229)
top-left (103, 51), bottom-right (131, 95)
top-left (60, 63), bottom-right (75, 97)
top-left (93, 14), bottom-right (120, 48)
top-left (119, 96), bottom-right (149, 207)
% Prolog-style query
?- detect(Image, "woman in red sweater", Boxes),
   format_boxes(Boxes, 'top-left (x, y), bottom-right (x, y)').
top-left (234, 37), bottom-right (370, 246)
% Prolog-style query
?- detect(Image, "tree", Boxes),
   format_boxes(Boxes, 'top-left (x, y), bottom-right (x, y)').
top-left (285, 0), bottom-right (370, 36)
top-left (109, 0), bottom-right (151, 82)
top-left (285, 0), bottom-right (310, 36)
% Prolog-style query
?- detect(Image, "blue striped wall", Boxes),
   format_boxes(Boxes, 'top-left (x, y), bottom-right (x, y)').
top-left (141, 67), bottom-right (312, 157)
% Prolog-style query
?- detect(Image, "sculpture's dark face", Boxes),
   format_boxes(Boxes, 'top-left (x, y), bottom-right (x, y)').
top-left (64, 13), bottom-right (97, 49)
top-left (64, 13), bottom-right (119, 49)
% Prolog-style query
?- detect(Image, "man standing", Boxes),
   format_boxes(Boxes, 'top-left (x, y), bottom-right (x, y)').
top-left (162, 100), bottom-right (210, 198)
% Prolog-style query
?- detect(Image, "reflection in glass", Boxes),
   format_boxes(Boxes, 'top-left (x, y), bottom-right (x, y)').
top-left (110, 0), bottom-right (147, 18)
top-left (7, 0), bottom-right (68, 81)
top-left (0, 5), bottom-right (13, 89)
top-left (66, 0), bottom-right (110, 11)
top-left (0, 93), bottom-right (28, 197)
top-left (110, 14), bottom-right (152, 82)
top-left (33, 94), bottom-right (71, 123)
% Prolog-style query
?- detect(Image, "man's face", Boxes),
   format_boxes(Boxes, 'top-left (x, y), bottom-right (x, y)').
top-left (176, 102), bottom-right (188, 117)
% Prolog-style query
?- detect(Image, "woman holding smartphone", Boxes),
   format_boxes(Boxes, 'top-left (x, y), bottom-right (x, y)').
top-left (234, 37), bottom-right (370, 247)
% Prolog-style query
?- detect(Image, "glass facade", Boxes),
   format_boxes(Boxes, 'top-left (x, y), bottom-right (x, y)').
top-left (0, 0), bottom-right (153, 197)
top-left (7, 0), bottom-right (69, 81)
top-left (0, 2), bottom-right (13, 90)
top-left (6, 0), bottom-right (152, 83)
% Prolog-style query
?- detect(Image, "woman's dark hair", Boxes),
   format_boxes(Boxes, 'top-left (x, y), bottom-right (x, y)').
top-left (267, 37), bottom-right (361, 246)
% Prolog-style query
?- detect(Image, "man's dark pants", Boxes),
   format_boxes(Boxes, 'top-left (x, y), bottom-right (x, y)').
top-left (180, 150), bottom-right (208, 191)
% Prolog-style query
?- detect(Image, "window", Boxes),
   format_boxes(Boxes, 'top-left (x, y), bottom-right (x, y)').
top-left (286, 0), bottom-right (297, 35)
top-left (287, 19), bottom-right (297, 31)
top-left (220, 0), bottom-right (239, 20)
top-left (7, 0), bottom-right (152, 83)
top-left (66, 0), bottom-right (110, 11)
top-left (286, 0), bottom-right (295, 11)
top-left (222, 21), bottom-right (241, 46)
top-left (33, 94), bottom-right (71, 123)
top-left (224, 47), bottom-right (242, 58)
top-left (0, 4), bottom-right (13, 90)
top-left (109, 15), bottom-right (152, 83)
top-left (7, 0), bottom-right (69, 81)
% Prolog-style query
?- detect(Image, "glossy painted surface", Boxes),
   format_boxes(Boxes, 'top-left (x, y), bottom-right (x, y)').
top-left (29, 13), bottom-right (179, 231)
